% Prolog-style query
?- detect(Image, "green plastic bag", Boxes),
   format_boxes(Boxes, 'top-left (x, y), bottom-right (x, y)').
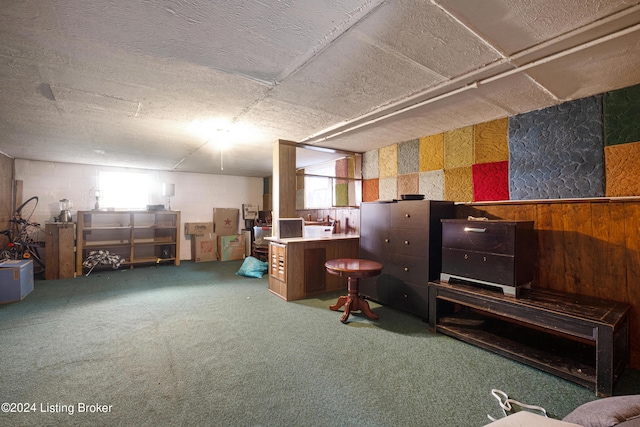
top-left (236, 256), bottom-right (269, 278)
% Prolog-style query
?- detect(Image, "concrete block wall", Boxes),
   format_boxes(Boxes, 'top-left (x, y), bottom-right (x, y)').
top-left (14, 160), bottom-right (263, 260)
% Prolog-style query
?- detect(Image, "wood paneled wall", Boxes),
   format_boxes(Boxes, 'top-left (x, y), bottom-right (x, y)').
top-left (272, 140), bottom-right (297, 219)
top-left (0, 154), bottom-right (14, 247)
top-left (456, 198), bottom-right (640, 369)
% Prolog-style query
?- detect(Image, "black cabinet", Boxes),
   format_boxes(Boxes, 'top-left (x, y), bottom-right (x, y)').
top-left (359, 200), bottom-right (454, 318)
top-left (440, 219), bottom-right (535, 296)
top-left (359, 202), bottom-right (392, 303)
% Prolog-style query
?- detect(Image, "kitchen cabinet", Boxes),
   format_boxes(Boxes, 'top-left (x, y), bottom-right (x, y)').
top-left (269, 242), bottom-right (286, 282)
top-left (76, 210), bottom-right (180, 276)
top-left (268, 236), bottom-right (359, 301)
top-left (359, 200), bottom-right (454, 319)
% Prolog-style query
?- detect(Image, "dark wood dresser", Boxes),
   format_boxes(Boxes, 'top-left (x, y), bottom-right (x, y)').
top-left (359, 200), bottom-right (454, 319)
top-left (440, 219), bottom-right (534, 297)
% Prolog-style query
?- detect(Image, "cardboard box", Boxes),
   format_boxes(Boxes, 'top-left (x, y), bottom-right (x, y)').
top-left (185, 222), bottom-right (213, 235)
top-left (213, 208), bottom-right (239, 236)
top-left (217, 234), bottom-right (246, 261)
top-left (192, 233), bottom-right (216, 262)
top-left (242, 204), bottom-right (258, 220)
top-left (0, 259), bottom-right (34, 304)
top-left (184, 222), bottom-right (215, 262)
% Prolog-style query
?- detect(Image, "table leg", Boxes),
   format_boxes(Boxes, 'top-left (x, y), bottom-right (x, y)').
top-left (330, 277), bottom-right (378, 323)
top-left (353, 296), bottom-right (378, 321)
top-left (340, 296), bottom-right (353, 323)
top-left (330, 296), bottom-right (348, 311)
top-left (348, 277), bottom-right (378, 321)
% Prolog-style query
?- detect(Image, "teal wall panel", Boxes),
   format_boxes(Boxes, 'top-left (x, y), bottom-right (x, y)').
top-left (604, 83), bottom-right (640, 146)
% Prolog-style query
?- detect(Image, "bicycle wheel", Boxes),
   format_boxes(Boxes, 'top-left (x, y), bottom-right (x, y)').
top-left (15, 196), bottom-right (38, 223)
top-left (25, 244), bottom-right (45, 274)
top-left (20, 222), bottom-right (41, 244)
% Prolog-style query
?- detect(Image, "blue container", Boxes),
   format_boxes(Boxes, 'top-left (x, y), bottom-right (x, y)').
top-left (0, 259), bottom-right (34, 303)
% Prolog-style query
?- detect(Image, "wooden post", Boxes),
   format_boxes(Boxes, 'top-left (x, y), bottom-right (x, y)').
top-left (45, 223), bottom-right (76, 279)
top-left (272, 139), bottom-right (297, 237)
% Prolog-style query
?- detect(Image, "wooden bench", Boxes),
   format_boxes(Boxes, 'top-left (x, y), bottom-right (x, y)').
top-left (428, 280), bottom-right (630, 396)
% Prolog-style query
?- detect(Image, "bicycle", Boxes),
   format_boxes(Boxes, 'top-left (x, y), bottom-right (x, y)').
top-left (0, 196), bottom-right (45, 274)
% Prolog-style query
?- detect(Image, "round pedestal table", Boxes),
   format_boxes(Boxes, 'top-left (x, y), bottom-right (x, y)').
top-left (325, 258), bottom-right (383, 323)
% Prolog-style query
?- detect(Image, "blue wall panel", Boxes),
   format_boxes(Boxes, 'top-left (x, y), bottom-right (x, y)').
top-left (508, 95), bottom-right (604, 200)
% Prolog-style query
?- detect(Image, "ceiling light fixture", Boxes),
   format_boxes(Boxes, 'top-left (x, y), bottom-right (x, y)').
top-left (208, 129), bottom-right (231, 171)
top-left (188, 118), bottom-right (231, 140)
top-left (221, 146), bottom-right (225, 171)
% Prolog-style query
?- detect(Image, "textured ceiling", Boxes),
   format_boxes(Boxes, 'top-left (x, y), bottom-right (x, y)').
top-left (1, 0), bottom-right (640, 177)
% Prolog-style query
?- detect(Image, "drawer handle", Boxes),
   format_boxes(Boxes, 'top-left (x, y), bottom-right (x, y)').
top-left (464, 254), bottom-right (468, 259)
top-left (464, 227), bottom-right (486, 233)
top-left (404, 267), bottom-right (409, 272)
top-left (483, 256), bottom-right (487, 262)
top-left (405, 213), bottom-right (410, 218)
top-left (404, 240), bottom-right (409, 245)
top-left (384, 238), bottom-right (389, 243)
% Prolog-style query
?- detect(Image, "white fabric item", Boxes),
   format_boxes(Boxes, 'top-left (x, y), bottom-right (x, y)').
top-left (485, 411), bottom-right (582, 426)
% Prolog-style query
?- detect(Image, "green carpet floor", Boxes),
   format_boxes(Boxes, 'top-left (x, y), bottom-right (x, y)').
top-left (1, 260), bottom-right (638, 426)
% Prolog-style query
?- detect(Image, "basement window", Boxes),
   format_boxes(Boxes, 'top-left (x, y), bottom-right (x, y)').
top-left (304, 175), bottom-right (333, 209)
top-left (98, 171), bottom-right (149, 210)
top-left (298, 156), bottom-right (362, 209)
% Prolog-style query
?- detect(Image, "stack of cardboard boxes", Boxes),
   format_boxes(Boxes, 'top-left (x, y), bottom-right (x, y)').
top-left (184, 222), bottom-right (215, 262)
top-left (185, 208), bottom-right (246, 262)
top-left (214, 208), bottom-right (245, 261)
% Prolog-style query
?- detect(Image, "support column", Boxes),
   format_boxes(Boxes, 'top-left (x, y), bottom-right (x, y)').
top-left (272, 140), bottom-right (297, 236)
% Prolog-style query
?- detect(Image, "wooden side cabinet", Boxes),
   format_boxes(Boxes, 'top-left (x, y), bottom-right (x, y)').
top-left (45, 222), bottom-right (76, 280)
top-left (268, 238), bottom-right (359, 301)
top-left (76, 210), bottom-right (180, 276)
top-left (269, 242), bottom-right (287, 282)
top-left (268, 242), bottom-right (287, 298)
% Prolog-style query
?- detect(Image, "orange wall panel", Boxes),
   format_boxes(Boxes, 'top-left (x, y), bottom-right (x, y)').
top-left (605, 141), bottom-right (640, 197)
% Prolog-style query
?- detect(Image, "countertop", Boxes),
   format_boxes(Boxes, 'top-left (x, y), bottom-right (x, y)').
top-left (266, 234), bottom-right (359, 244)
